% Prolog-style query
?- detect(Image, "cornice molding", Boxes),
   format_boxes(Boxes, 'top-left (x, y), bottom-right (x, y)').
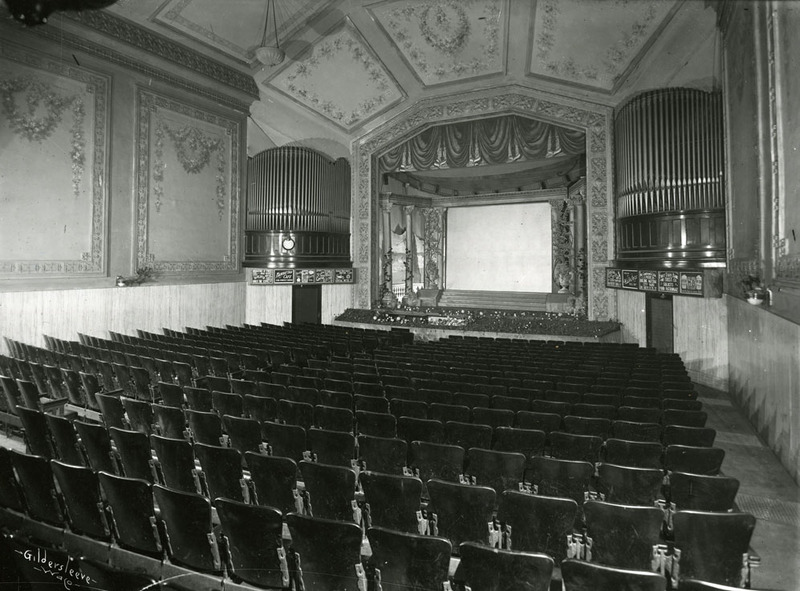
top-left (0, 17), bottom-right (253, 112)
top-left (65, 10), bottom-right (259, 99)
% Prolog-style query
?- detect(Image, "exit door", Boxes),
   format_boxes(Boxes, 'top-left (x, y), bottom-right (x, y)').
top-left (292, 284), bottom-right (322, 324)
top-left (646, 293), bottom-right (674, 354)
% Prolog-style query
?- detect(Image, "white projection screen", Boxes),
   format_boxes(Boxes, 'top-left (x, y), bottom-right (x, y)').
top-left (446, 202), bottom-right (552, 292)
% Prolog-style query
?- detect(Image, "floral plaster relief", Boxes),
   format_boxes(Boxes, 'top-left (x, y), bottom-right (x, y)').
top-left (269, 22), bottom-right (405, 131)
top-left (0, 50), bottom-right (107, 275)
top-left (531, 0), bottom-right (676, 90)
top-left (373, 0), bottom-right (505, 85)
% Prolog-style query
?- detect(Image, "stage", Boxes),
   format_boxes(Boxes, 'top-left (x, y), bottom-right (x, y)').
top-left (333, 307), bottom-right (622, 343)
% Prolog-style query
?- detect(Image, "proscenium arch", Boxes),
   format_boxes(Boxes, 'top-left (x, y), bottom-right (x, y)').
top-left (351, 84), bottom-right (615, 320)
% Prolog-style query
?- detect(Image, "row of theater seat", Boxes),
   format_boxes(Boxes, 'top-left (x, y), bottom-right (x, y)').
top-left (0, 442), bottom-right (759, 590)
top-left (0, 326), bottom-right (762, 591)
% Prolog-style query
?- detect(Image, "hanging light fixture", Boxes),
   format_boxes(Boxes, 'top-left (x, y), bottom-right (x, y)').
top-left (255, 0), bottom-right (285, 67)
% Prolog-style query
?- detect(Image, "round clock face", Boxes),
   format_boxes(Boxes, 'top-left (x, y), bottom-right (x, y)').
top-left (282, 237), bottom-right (295, 251)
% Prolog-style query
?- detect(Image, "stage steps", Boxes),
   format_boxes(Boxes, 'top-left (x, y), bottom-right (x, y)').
top-left (437, 290), bottom-right (548, 312)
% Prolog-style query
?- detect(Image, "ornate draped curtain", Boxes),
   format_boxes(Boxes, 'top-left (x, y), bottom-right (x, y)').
top-left (380, 114), bottom-right (585, 172)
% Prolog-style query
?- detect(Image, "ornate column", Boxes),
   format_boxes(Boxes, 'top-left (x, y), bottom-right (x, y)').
top-left (403, 205), bottom-right (416, 294)
top-left (379, 200), bottom-right (396, 307)
top-left (568, 186), bottom-right (587, 301)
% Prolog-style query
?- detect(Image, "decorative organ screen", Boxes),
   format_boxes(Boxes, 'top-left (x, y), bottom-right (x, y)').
top-left (245, 147), bottom-right (351, 268)
top-left (614, 88), bottom-right (725, 268)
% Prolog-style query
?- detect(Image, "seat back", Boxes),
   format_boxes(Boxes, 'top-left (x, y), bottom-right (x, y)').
top-left (97, 471), bottom-right (162, 556)
top-left (561, 559), bottom-right (666, 591)
top-left (261, 421), bottom-right (308, 461)
top-left (410, 441), bottom-right (465, 486)
top-left (673, 510), bottom-right (757, 587)
top-left (465, 448), bottom-right (526, 497)
top-left (426, 479), bottom-right (496, 552)
top-left (152, 403), bottom-right (186, 440)
top-left (109, 427), bottom-right (155, 482)
top-left (584, 500), bottom-right (664, 570)
top-left (526, 456), bottom-right (594, 509)
top-left (664, 444), bottom-right (724, 475)
top-left (150, 434), bottom-right (199, 494)
top-left (286, 513), bottom-right (364, 591)
top-left (74, 420), bottom-right (118, 473)
top-left (0, 447), bottom-right (25, 512)
top-left (458, 542), bottom-right (554, 591)
top-left (595, 462), bottom-right (664, 505)
top-left (360, 471), bottom-right (423, 534)
top-left (492, 427), bottom-right (546, 460)
top-left (307, 428), bottom-right (356, 467)
top-left (95, 392), bottom-right (128, 429)
top-left (194, 443), bottom-right (247, 502)
top-left (496, 490), bottom-right (577, 561)
top-left (15, 406), bottom-right (55, 459)
top-left (222, 414), bottom-right (264, 456)
top-left (357, 434), bottom-right (407, 475)
top-left (367, 526), bottom-right (451, 591)
top-left (299, 460), bottom-right (357, 522)
top-left (10, 450), bottom-right (64, 526)
top-left (669, 472), bottom-right (740, 511)
top-left (153, 484), bottom-right (221, 573)
top-left (246, 452), bottom-right (298, 514)
top-left (186, 409), bottom-right (224, 446)
top-left (662, 425), bottom-right (716, 447)
top-left (121, 397), bottom-right (154, 435)
top-left (444, 420), bottom-right (492, 450)
top-left (549, 431), bottom-right (603, 463)
top-left (50, 459), bottom-right (111, 540)
top-left (398, 416), bottom-right (444, 445)
top-left (603, 438), bottom-right (663, 469)
top-left (215, 498), bottom-right (286, 588)
top-left (356, 410), bottom-right (397, 437)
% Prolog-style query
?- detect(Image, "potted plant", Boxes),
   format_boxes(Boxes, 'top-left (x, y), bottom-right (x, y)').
top-left (741, 273), bottom-right (766, 305)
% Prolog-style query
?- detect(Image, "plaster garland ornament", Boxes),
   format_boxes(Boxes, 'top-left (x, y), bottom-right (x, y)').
top-left (418, 1), bottom-right (471, 56)
top-left (152, 117), bottom-right (227, 218)
top-left (0, 76), bottom-right (75, 141)
top-left (0, 75), bottom-right (87, 199)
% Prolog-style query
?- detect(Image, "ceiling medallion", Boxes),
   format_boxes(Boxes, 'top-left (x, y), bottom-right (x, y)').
top-left (418, 1), bottom-right (470, 56)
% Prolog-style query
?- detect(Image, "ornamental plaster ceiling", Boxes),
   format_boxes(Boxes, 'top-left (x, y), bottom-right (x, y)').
top-left (368, 0), bottom-right (507, 86)
top-left (42, 0), bottom-right (717, 145)
top-left (529, 0), bottom-right (680, 92)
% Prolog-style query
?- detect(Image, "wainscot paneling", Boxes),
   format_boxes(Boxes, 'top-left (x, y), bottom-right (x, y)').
top-left (673, 296), bottom-right (728, 390)
top-left (615, 289), bottom-right (647, 346)
top-left (245, 285), bottom-right (292, 327)
top-left (322, 284), bottom-right (355, 325)
top-left (727, 296), bottom-right (800, 485)
top-left (0, 283), bottom-right (245, 352)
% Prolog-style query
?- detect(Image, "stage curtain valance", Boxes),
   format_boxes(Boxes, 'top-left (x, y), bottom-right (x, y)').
top-left (380, 114), bottom-right (585, 172)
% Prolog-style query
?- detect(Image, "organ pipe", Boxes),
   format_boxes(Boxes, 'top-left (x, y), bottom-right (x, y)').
top-left (613, 88), bottom-right (726, 267)
top-left (245, 146), bottom-right (352, 268)
top-left (615, 88), bottom-right (724, 218)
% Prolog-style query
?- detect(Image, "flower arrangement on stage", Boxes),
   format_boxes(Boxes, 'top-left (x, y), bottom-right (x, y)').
top-left (336, 307), bottom-right (619, 338)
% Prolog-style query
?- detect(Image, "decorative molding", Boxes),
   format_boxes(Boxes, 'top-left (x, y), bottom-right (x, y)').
top-left (268, 18), bottom-right (406, 131)
top-left (352, 85), bottom-right (613, 320)
top-left (135, 87), bottom-right (241, 274)
top-left (66, 10), bottom-right (258, 98)
top-left (0, 42), bottom-right (109, 278)
top-left (0, 19), bottom-right (252, 112)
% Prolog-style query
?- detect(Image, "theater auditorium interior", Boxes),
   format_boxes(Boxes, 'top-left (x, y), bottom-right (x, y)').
top-left (0, 0), bottom-right (798, 590)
